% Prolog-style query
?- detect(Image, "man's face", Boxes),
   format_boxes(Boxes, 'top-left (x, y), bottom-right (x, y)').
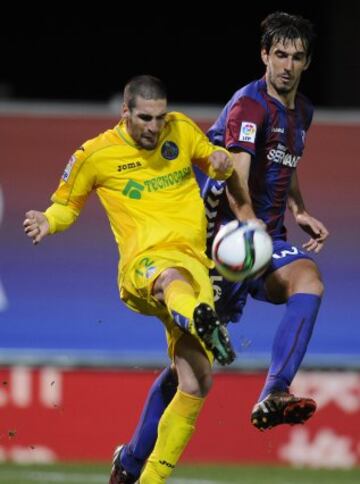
top-left (261, 38), bottom-right (310, 96)
top-left (124, 96), bottom-right (167, 150)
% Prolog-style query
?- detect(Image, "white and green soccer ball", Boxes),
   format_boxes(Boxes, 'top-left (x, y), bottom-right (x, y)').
top-left (212, 220), bottom-right (273, 282)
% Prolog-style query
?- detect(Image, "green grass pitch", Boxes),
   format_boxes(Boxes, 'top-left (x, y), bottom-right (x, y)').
top-left (0, 462), bottom-right (359, 483)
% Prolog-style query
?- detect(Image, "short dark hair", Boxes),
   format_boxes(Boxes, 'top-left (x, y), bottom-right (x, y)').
top-left (124, 75), bottom-right (167, 110)
top-left (261, 12), bottom-right (315, 58)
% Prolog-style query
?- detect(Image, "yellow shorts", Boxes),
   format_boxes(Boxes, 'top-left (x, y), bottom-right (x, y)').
top-left (120, 248), bottom-right (214, 363)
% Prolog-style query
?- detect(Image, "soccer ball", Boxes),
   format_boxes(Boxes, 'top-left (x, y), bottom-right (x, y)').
top-left (211, 220), bottom-right (273, 282)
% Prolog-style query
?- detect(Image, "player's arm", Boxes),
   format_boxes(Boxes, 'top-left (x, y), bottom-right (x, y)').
top-left (194, 139), bottom-right (233, 180)
top-left (226, 150), bottom-right (265, 227)
top-left (24, 210), bottom-right (51, 245)
top-left (288, 170), bottom-right (329, 253)
top-left (23, 204), bottom-right (79, 245)
top-left (23, 148), bottom-right (96, 245)
top-left (221, 96), bottom-right (266, 226)
top-left (207, 149), bottom-right (233, 178)
top-left (181, 115), bottom-right (233, 179)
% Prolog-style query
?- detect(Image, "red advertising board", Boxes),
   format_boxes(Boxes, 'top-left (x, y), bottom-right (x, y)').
top-left (1, 368), bottom-right (359, 468)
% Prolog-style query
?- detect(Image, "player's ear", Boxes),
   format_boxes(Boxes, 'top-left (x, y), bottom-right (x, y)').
top-left (122, 102), bottom-right (129, 119)
top-left (261, 48), bottom-right (269, 67)
top-left (303, 55), bottom-right (312, 71)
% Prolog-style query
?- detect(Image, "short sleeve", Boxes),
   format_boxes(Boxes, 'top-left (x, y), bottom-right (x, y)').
top-left (225, 96), bottom-right (266, 155)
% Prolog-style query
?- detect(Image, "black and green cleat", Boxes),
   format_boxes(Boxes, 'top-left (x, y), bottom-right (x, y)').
top-left (193, 303), bottom-right (236, 366)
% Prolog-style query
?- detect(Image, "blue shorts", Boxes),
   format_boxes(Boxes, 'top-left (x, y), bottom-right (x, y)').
top-left (211, 239), bottom-right (313, 323)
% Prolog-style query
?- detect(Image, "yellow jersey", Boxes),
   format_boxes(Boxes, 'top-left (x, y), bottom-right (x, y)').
top-left (45, 112), bottom-right (233, 276)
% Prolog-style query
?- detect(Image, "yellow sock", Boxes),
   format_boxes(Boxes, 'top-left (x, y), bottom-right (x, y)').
top-left (164, 279), bottom-right (197, 335)
top-left (140, 390), bottom-right (205, 483)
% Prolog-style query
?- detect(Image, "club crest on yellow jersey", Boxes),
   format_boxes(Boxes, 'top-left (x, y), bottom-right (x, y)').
top-left (161, 141), bottom-right (179, 160)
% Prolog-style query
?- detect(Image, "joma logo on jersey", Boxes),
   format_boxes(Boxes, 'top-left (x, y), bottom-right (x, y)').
top-left (158, 459), bottom-right (175, 469)
top-left (118, 161), bottom-right (142, 172)
top-left (267, 144), bottom-right (300, 168)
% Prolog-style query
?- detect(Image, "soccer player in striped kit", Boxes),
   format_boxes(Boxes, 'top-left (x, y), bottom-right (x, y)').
top-left (100, 12), bottom-right (330, 483)
top-left (203, 11), bottom-right (329, 430)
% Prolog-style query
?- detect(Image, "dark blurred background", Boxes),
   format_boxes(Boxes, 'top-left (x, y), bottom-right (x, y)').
top-left (2, 2), bottom-right (360, 107)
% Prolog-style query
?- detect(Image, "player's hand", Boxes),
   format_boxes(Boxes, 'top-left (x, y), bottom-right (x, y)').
top-left (244, 218), bottom-right (267, 231)
top-left (209, 150), bottom-right (233, 174)
top-left (295, 212), bottom-right (329, 253)
top-left (23, 210), bottom-right (50, 245)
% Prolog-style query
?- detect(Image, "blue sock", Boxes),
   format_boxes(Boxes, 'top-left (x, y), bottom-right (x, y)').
top-left (259, 293), bottom-right (321, 401)
top-left (120, 366), bottom-right (177, 478)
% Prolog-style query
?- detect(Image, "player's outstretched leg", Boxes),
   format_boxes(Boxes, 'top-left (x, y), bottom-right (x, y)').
top-left (193, 303), bottom-right (236, 366)
top-left (251, 390), bottom-right (317, 431)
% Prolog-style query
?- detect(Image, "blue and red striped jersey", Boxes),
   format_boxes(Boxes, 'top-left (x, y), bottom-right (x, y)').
top-left (205, 77), bottom-right (314, 240)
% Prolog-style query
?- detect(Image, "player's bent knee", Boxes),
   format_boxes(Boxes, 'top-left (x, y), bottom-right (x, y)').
top-left (291, 276), bottom-right (324, 297)
top-left (158, 267), bottom-right (190, 287)
top-left (288, 260), bottom-right (324, 297)
top-left (299, 268), bottom-right (324, 296)
top-left (308, 277), bottom-right (324, 297)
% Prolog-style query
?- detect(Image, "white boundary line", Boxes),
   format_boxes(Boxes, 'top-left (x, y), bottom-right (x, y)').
top-left (0, 469), bottom-right (225, 483)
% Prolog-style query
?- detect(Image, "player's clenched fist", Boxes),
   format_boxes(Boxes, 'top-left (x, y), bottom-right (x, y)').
top-left (209, 150), bottom-right (233, 174)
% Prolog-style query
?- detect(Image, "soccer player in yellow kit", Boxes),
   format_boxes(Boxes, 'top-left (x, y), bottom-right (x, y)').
top-left (24, 75), bottom-right (237, 483)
